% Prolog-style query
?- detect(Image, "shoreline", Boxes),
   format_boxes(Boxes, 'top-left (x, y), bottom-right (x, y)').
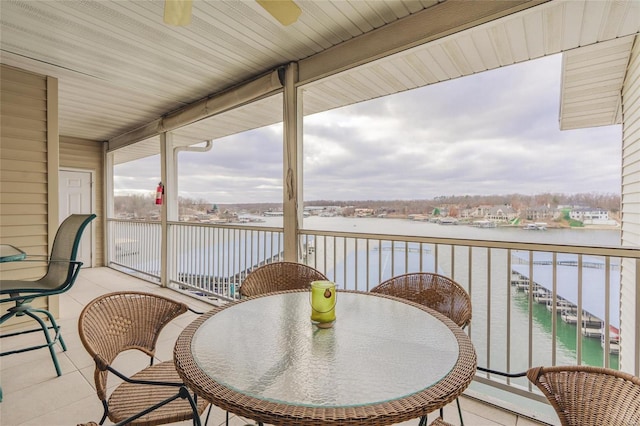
top-left (375, 215), bottom-right (621, 230)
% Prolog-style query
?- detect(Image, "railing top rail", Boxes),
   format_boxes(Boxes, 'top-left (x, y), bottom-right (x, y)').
top-left (108, 218), bottom-right (284, 233)
top-left (300, 228), bottom-right (640, 259)
top-left (109, 218), bottom-right (160, 224)
top-left (169, 221), bottom-right (285, 233)
top-left (107, 218), bottom-right (639, 258)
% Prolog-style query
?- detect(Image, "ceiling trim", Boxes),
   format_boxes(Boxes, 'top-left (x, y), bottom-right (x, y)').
top-left (107, 67), bottom-right (284, 151)
top-left (297, 0), bottom-right (550, 85)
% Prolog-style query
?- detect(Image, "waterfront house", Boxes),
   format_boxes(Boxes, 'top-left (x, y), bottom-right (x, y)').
top-left (569, 207), bottom-right (617, 226)
top-left (525, 205), bottom-right (556, 222)
top-left (471, 205), bottom-right (493, 218)
top-left (485, 205), bottom-right (519, 223)
top-left (1, 1), bottom-right (639, 425)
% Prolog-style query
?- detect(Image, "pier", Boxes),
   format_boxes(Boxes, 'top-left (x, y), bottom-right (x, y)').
top-left (510, 251), bottom-right (620, 353)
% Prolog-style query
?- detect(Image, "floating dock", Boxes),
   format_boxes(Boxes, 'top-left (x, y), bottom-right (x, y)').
top-left (510, 251), bottom-right (620, 351)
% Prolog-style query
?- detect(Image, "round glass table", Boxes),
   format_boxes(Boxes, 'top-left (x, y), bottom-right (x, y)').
top-left (0, 244), bottom-right (26, 263)
top-left (174, 290), bottom-right (476, 425)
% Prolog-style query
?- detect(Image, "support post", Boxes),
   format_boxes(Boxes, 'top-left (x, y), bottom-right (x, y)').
top-left (160, 133), bottom-right (170, 287)
top-left (282, 63), bottom-right (302, 262)
top-left (105, 148), bottom-right (114, 266)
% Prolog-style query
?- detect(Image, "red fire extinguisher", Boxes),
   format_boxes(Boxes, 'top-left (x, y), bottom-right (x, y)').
top-left (155, 182), bottom-right (164, 205)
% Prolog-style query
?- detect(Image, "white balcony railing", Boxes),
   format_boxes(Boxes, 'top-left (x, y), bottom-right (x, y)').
top-left (109, 219), bottom-right (284, 299)
top-left (107, 218), bottom-right (639, 416)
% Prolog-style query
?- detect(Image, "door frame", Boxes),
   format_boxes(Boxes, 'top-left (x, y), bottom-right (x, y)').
top-left (59, 167), bottom-right (95, 268)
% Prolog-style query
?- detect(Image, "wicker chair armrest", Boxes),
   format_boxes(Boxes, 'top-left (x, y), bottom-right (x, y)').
top-left (476, 366), bottom-right (527, 378)
top-left (94, 354), bottom-right (109, 371)
top-left (105, 364), bottom-right (184, 388)
top-left (187, 306), bottom-right (205, 315)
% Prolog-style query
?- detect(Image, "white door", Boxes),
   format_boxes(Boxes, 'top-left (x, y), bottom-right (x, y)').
top-left (59, 169), bottom-right (93, 267)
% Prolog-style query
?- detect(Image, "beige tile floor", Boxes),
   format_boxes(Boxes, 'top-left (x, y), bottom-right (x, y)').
top-left (0, 267), bottom-right (551, 426)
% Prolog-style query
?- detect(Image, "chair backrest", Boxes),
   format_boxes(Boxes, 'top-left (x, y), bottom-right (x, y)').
top-left (527, 365), bottom-right (640, 426)
top-left (40, 213), bottom-right (96, 291)
top-left (371, 272), bottom-right (471, 328)
top-left (78, 291), bottom-right (188, 401)
top-left (240, 261), bottom-right (328, 297)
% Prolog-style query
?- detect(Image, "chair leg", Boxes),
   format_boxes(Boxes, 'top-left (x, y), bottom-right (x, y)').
top-left (419, 399), bottom-right (463, 426)
top-left (29, 306), bottom-right (67, 351)
top-left (99, 400), bottom-right (109, 425)
top-left (181, 387), bottom-right (202, 426)
top-left (0, 304), bottom-right (66, 377)
top-left (456, 397), bottom-right (464, 425)
top-left (25, 309), bottom-right (64, 376)
top-left (203, 400), bottom-right (213, 425)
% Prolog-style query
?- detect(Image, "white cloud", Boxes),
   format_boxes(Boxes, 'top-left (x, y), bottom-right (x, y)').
top-left (114, 54), bottom-right (621, 203)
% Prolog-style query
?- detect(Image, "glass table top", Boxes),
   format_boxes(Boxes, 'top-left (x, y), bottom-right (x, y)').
top-left (0, 244), bottom-right (26, 263)
top-left (191, 291), bottom-right (459, 407)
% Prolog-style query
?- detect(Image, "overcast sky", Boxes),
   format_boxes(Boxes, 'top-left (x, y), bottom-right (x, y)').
top-left (114, 54), bottom-right (622, 204)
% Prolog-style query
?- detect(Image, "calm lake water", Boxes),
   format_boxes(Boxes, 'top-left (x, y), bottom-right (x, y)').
top-left (299, 215), bottom-right (622, 246)
top-left (256, 215), bottom-right (622, 369)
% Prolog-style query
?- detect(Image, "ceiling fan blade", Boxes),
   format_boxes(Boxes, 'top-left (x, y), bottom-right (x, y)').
top-left (256, 0), bottom-right (301, 26)
top-left (164, 0), bottom-right (192, 26)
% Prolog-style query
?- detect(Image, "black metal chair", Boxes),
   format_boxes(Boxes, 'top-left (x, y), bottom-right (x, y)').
top-left (0, 213), bottom-right (96, 376)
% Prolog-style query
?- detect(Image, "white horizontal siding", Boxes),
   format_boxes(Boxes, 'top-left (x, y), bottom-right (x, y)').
top-left (621, 36), bottom-right (640, 376)
top-left (0, 65), bottom-right (54, 326)
top-left (560, 36), bottom-right (633, 130)
top-left (0, 65), bottom-right (50, 269)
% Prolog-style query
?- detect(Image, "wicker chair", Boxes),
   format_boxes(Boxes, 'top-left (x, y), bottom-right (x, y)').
top-left (527, 365), bottom-right (640, 426)
top-left (240, 261), bottom-right (328, 297)
top-left (78, 291), bottom-right (209, 426)
top-left (0, 213), bottom-right (96, 377)
top-left (371, 272), bottom-right (472, 426)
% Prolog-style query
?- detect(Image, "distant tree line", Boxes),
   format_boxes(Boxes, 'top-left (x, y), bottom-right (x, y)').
top-left (114, 192), bottom-right (620, 218)
top-left (306, 192), bottom-right (620, 216)
top-left (430, 192), bottom-right (620, 212)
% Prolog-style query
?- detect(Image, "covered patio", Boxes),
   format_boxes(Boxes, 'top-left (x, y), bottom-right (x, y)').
top-left (1, 0), bottom-right (639, 425)
top-left (1, 267), bottom-right (546, 426)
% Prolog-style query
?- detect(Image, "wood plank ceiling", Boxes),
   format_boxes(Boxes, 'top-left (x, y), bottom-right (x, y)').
top-left (1, 0), bottom-right (639, 164)
top-left (1, 0), bottom-right (444, 142)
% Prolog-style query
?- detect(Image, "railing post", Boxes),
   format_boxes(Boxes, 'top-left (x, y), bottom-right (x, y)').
top-left (282, 62), bottom-right (301, 262)
top-left (105, 149), bottom-right (115, 266)
top-left (632, 258), bottom-right (640, 376)
top-left (620, 256), bottom-right (640, 376)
